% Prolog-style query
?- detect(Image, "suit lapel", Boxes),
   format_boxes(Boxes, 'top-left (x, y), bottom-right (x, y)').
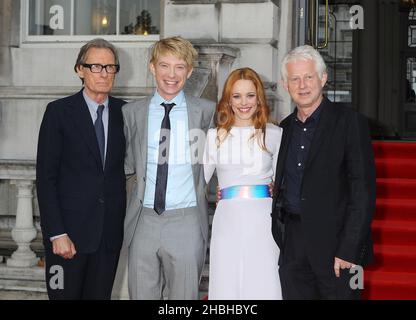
top-left (69, 90), bottom-right (103, 169)
top-left (185, 95), bottom-right (203, 187)
top-left (138, 97), bottom-right (151, 173)
top-left (276, 114), bottom-right (295, 188)
top-left (186, 95), bottom-right (203, 132)
top-left (105, 96), bottom-right (117, 172)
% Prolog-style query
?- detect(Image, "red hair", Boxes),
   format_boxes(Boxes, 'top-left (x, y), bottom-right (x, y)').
top-left (216, 67), bottom-right (270, 149)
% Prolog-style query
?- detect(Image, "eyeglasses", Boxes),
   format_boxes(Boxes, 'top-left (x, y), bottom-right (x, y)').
top-left (82, 63), bottom-right (120, 74)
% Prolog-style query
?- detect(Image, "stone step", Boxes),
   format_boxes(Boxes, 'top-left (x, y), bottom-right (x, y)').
top-left (199, 262), bottom-right (209, 290)
top-left (199, 201), bottom-right (214, 298)
top-left (0, 263), bottom-right (46, 294)
top-left (198, 263), bottom-right (209, 300)
top-left (0, 289), bottom-right (48, 300)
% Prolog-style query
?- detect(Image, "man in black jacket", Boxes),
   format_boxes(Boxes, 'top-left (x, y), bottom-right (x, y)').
top-left (36, 38), bottom-right (126, 299)
top-left (271, 45), bottom-right (376, 299)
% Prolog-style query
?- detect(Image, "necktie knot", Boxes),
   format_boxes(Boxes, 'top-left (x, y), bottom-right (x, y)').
top-left (161, 102), bottom-right (175, 115)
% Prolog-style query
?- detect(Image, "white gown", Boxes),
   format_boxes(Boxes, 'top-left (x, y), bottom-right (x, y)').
top-left (204, 124), bottom-right (283, 300)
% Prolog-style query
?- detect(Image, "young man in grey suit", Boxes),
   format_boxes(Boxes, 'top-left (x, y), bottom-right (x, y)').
top-left (122, 36), bottom-right (215, 300)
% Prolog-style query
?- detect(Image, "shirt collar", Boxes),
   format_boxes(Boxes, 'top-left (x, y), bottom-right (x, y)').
top-left (82, 89), bottom-right (109, 110)
top-left (294, 96), bottom-right (324, 124)
top-left (152, 90), bottom-right (185, 109)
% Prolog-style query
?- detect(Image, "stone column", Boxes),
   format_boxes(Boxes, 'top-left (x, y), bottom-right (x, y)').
top-left (192, 45), bottom-right (239, 102)
top-left (0, 0), bottom-right (19, 86)
top-left (7, 180), bottom-right (39, 268)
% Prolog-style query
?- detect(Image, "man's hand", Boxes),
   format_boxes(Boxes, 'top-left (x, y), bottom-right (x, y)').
top-left (269, 183), bottom-right (274, 197)
top-left (52, 235), bottom-right (77, 259)
top-left (334, 257), bottom-right (355, 277)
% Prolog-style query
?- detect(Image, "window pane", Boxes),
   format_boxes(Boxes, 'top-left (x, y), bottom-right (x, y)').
top-left (409, 25), bottom-right (416, 48)
top-left (29, 0), bottom-right (71, 35)
top-left (409, 8), bottom-right (416, 21)
top-left (317, 2), bottom-right (327, 46)
top-left (74, 0), bottom-right (117, 35)
top-left (320, 4), bottom-right (353, 103)
top-left (406, 58), bottom-right (416, 103)
top-left (120, 0), bottom-right (160, 35)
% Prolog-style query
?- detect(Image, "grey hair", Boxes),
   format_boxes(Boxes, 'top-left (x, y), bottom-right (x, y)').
top-left (74, 38), bottom-right (120, 83)
top-left (281, 45), bottom-right (327, 82)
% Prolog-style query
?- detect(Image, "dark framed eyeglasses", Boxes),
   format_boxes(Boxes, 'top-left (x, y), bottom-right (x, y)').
top-left (82, 63), bottom-right (120, 74)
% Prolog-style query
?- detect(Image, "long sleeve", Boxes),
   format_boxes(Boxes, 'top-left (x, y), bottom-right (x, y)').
top-left (271, 127), bottom-right (283, 178)
top-left (203, 128), bottom-right (217, 184)
top-left (36, 103), bottom-right (66, 239)
top-left (122, 107), bottom-right (136, 176)
top-left (336, 112), bottom-right (376, 263)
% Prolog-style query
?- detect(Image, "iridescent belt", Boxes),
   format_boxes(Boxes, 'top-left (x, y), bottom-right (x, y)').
top-left (220, 185), bottom-right (271, 200)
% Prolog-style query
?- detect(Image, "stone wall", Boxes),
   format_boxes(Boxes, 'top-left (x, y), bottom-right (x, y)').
top-left (163, 0), bottom-right (294, 121)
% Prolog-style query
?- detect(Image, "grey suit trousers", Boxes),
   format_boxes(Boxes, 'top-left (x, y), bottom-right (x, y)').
top-left (128, 206), bottom-right (204, 300)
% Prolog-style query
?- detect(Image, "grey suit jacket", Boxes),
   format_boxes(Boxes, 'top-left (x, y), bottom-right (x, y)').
top-left (122, 94), bottom-right (215, 247)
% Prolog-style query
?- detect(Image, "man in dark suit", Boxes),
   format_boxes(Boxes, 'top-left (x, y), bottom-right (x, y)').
top-left (271, 45), bottom-right (376, 299)
top-left (36, 38), bottom-right (126, 299)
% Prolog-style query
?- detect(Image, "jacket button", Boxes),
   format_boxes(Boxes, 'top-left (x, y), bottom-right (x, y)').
top-left (98, 198), bottom-right (104, 204)
top-left (301, 198), bottom-right (306, 201)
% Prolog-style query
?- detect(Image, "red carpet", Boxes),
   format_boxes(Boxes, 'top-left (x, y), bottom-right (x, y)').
top-left (363, 141), bottom-right (416, 300)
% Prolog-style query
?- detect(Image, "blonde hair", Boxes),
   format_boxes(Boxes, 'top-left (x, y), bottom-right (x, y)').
top-left (150, 36), bottom-right (197, 68)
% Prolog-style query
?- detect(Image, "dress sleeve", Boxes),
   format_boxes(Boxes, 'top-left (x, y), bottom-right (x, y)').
top-left (272, 127), bottom-right (283, 177)
top-left (203, 129), bottom-right (217, 184)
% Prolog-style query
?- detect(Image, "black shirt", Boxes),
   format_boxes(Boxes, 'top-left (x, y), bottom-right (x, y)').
top-left (282, 101), bottom-right (323, 215)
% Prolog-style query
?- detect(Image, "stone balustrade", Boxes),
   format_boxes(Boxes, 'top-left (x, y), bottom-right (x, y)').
top-left (0, 160), bottom-right (45, 293)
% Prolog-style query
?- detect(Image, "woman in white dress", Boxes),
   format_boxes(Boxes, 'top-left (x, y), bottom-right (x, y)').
top-left (204, 67), bottom-right (283, 300)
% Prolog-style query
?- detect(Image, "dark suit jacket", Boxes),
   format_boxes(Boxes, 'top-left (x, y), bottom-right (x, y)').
top-left (36, 89), bottom-right (127, 253)
top-left (271, 97), bottom-right (376, 268)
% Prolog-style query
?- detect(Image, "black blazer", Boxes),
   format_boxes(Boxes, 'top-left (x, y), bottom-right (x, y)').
top-left (36, 90), bottom-right (126, 253)
top-left (271, 97), bottom-right (376, 268)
